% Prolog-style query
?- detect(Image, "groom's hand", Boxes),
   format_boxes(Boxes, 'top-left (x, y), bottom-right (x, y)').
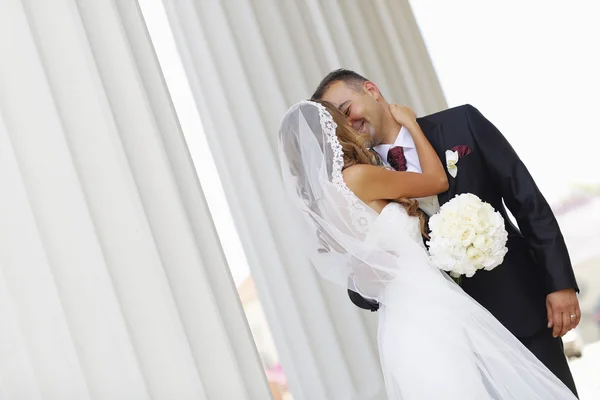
top-left (546, 288), bottom-right (580, 338)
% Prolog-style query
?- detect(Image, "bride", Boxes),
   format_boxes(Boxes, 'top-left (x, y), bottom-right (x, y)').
top-left (278, 100), bottom-right (577, 399)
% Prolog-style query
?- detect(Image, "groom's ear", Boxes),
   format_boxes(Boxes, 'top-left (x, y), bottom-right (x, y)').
top-left (364, 81), bottom-right (383, 101)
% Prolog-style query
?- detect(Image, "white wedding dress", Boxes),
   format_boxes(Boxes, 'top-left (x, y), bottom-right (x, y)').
top-left (370, 202), bottom-right (576, 399)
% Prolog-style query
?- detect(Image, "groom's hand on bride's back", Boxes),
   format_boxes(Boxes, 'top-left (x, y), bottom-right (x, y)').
top-left (546, 288), bottom-right (581, 337)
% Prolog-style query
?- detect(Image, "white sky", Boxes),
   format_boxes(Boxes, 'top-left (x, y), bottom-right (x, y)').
top-left (140, 1), bottom-right (600, 287)
top-left (409, 0), bottom-right (600, 201)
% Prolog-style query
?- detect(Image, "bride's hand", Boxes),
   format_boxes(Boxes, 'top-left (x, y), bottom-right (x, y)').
top-left (389, 104), bottom-right (417, 129)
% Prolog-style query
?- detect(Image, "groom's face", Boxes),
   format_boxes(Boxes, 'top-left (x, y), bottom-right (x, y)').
top-left (320, 81), bottom-right (387, 145)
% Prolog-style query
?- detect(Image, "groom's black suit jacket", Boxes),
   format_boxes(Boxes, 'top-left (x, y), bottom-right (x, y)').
top-left (349, 104), bottom-right (579, 338)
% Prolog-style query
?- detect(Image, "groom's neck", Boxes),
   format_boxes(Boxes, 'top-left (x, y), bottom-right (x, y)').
top-left (379, 120), bottom-right (402, 145)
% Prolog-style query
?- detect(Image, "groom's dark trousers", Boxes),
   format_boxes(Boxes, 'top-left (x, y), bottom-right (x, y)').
top-left (348, 104), bottom-right (579, 397)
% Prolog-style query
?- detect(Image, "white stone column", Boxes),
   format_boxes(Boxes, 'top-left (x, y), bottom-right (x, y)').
top-left (159, 1), bottom-right (447, 399)
top-left (0, 0), bottom-right (269, 399)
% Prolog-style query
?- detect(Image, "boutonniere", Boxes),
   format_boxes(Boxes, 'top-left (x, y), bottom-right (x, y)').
top-left (445, 145), bottom-right (471, 178)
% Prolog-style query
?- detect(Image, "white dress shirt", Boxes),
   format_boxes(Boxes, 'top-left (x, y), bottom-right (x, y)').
top-left (373, 126), bottom-right (440, 216)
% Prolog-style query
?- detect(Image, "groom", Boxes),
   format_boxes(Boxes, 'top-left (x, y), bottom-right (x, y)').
top-left (312, 69), bottom-right (580, 396)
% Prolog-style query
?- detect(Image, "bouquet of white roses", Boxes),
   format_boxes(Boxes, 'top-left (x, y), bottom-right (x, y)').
top-left (427, 193), bottom-right (508, 278)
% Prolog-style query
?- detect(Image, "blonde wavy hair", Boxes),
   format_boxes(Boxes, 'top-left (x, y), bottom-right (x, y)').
top-left (319, 101), bottom-right (428, 238)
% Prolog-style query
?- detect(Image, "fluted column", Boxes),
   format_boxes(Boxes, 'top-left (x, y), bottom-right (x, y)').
top-left (159, 1), bottom-right (447, 399)
top-left (0, 0), bottom-right (269, 399)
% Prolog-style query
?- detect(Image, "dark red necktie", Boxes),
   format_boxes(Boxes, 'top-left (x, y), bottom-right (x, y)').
top-left (387, 146), bottom-right (407, 171)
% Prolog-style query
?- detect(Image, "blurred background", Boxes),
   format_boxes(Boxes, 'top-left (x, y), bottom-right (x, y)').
top-left (1, 0), bottom-right (598, 399)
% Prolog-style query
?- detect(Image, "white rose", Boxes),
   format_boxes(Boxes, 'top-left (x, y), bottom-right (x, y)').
top-left (440, 220), bottom-right (460, 237)
top-left (459, 226), bottom-right (476, 247)
top-left (485, 236), bottom-right (495, 250)
top-left (483, 257), bottom-right (500, 270)
top-left (490, 237), bottom-right (507, 254)
top-left (472, 234), bottom-right (487, 249)
top-left (460, 211), bottom-right (479, 227)
top-left (481, 203), bottom-right (495, 215)
top-left (428, 214), bottom-right (441, 232)
top-left (483, 248), bottom-right (507, 270)
top-left (463, 258), bottom-right (478, 277)
top-left (490, 212), bottom-right (505, 229)
top-left (433, 250), bottom-right (457, 272)
top-left (474, 212), bottom-right (491, 233)
top-left (451, 245), bottom-right (467, 259)
top-left (462, 200), bottom-right (482, 216)
top-left (452, 255), bottom-right (468, 272)
top-left (458, 193), bottom-right (479, 203)
top-left (497, 230), bottom-right (509, 242)
top-left (467, 247), bottom-right (485, 266)
top-left (439, 200), bottom-right (459, 215)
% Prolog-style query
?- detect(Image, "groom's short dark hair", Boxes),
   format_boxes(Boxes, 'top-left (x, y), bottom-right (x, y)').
top-left (311, 69), bottom-right (368, 100)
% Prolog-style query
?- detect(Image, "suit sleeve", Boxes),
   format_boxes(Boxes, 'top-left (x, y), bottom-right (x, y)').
top-left (464, 104), bottom-right (578, 293)
top-left (347, 289), bottom-right (379, 311)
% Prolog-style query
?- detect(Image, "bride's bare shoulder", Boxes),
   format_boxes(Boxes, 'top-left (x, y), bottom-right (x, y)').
top-left (342, 164), bottom-right (382, 191)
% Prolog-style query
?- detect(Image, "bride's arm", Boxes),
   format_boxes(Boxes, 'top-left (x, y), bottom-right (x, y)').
top-left (343, 105), bottom-right (448, 203)
top-left (390, 104), bottom-right (447, 185)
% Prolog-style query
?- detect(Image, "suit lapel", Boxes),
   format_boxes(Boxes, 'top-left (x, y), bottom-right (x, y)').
top-left (417, 118), bottom-right (454, 206)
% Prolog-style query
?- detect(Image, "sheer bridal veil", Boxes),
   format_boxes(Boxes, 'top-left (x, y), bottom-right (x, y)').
top-left (278, 101), bottom-right (433, 304)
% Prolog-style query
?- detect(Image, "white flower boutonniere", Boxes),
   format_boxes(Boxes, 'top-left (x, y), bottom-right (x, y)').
top-left (446, 150), bottom-right (459, 178)
top-left (445, 145), bottom-right (472, 178)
